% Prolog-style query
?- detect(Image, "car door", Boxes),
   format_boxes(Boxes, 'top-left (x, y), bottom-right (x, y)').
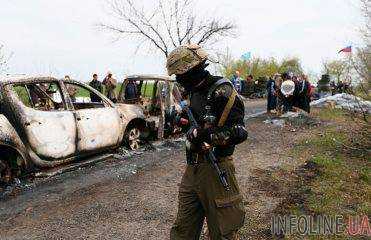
top-left (8, 81), bottom-right (77, 160)
top-left (63, 81), bottom-right (123, 153)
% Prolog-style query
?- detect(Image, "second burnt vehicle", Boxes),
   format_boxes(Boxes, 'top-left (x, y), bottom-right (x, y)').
top-left (117, 75), bottom-right (185, 140)
top-left (0, 76), bottom-right (147, 183)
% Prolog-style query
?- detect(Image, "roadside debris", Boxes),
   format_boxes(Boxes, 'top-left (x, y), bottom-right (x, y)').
top-left (263, 119), bottom-right (285, 128)
top-left (0, 178), bottom-right (24, 199)
top-left (264, 111), bottom-right (320, 128)
top-left (281, 111), bottom-right (320, 127)
top-left (280, 112), bottom-right (301, 118)
top-left (311, 93), bottom-right (371, 113)
top-left (152, 137), bottom-right (185, 151)
top-left (34, 154), bottom-right (114, 178)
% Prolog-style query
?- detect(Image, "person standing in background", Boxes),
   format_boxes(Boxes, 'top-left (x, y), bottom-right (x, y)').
top-left (281, 72), bottom-right (295, 112)
top-left (292, 75), bottom-right (300, 109)
top-left (274, 74), bottom-right (283, 115)
top-left (231, 70), bottom-right (242, 94)
top-left (245, 75), bottom-right (254, 97)
top-left (337, 81), bottom-right (345, 93)
top-left (125, 78), bottom-right (138, 101)
top-left (89, 73), bottom-right (103, 102)
top-left (296, 75), bottom-right (311, 113)
top-left (266, 75), bottom-right (277, 113)
top-left (103, 71), bottom-right (117, 102)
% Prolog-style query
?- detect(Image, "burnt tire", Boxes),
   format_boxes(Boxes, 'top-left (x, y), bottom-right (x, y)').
top-left (0, 159), bottom-right (12, 184)
top-left (124, 126), bottom-right (142, 150)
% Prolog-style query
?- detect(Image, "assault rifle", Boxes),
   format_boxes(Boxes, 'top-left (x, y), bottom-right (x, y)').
top-left (174, 89), bottom-right (230, 191)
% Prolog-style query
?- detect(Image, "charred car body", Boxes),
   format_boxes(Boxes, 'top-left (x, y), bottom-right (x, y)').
top-left (117, 75), bottom-right (184, 139)
top-left (0, 76), bottom-right (147, 183)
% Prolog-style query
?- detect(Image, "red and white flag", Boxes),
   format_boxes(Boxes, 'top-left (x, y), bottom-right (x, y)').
top-left (338, 46), bottom-right (352, 53)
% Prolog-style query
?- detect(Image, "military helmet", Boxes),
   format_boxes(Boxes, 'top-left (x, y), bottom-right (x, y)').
top-left (166, 44), bottom-right (208, 76)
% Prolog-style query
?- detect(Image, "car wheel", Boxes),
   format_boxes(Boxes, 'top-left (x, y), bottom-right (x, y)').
top-left (0, 159), bottom-right (12, 184)
top-left (125, 126), bottom-right (141, 150)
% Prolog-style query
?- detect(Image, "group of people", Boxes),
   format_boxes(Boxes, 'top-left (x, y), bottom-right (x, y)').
top-left (65, 72), bottom-right (120, 103)
top-left (230, 71), bottom-right (256, 95)
top-left (84, 72), bottom-right (140, 103)
top-left (229, 70), bottom-right (313, 114)
top-left (330, 80), bottom-right (351, 95)
top-left (266, 72), bottom-right (313, 114)
top-left (89, 72), bottom-right (118, 102)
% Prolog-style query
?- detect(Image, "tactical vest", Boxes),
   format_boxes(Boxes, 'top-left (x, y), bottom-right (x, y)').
top-left (189, 78), bottom-right (238, 158)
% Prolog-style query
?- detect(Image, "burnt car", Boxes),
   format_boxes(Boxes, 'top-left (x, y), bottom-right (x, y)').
top-left (0, 76), bottom-right (146, 183)
top-left (117, 75), bottom-right (184, 139)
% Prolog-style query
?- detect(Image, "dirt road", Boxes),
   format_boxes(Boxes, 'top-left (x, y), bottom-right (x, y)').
top-left (0, 99), bottom-right (311, 240)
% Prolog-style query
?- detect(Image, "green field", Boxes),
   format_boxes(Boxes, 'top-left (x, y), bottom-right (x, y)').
top-left (75, 82), bottom-right (155, 99)
top-left (283, 109), bottom-right (370, 239)
top-left (75, 83), bottom-right (123, 98)
top-left (11, 81), bottom-right (157, 105)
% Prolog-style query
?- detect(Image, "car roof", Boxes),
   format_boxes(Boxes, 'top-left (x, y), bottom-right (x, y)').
top-left (0, 74), bottom-right (176, 85)
top-left (0, 76), bottom-right (90, 87)
top-left (0, 76), bottom-right (60, 85)
top-left (125, 74), bottom-right (175, 82)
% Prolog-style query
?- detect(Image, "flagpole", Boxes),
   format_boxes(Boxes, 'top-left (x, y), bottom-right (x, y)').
top-left (346, 48), bottom-right (352, 85)
top-left (339, 46), bottom-right (352, 85)
top-left (348, 52), bottom-right (352, 85)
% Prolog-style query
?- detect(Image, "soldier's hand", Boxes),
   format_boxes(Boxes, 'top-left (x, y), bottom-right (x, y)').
top-left (188, 141), bottom-right (211, 153)
top-left (201, 142), bottom-right (212, 151)
top-left (186, 126), bottom-right (199, 144)
top-left (186, 127), bottom-right (211, 145)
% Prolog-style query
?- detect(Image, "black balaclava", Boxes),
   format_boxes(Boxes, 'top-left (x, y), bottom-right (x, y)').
top-left (282, 72), bottom-right (290, 80)
top-left (175, 61), bottom-right (212, 92)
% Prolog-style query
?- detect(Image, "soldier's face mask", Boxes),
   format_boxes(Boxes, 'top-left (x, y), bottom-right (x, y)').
top-left (175, 62), bottom-right (209, 92)
top-left (176, 74), bottom-right (196, 92)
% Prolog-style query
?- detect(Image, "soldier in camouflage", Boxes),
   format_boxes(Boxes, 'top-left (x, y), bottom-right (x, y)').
top-left (166, 44), bottom-right (248, 240)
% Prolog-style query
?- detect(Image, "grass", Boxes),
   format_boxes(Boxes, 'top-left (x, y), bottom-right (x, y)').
top-left (13, 85), bottom-right (32, 107)
top-left (75, 83), bottom-right (124, 98)
top-left (316, 108), bottom-right (347, 122)
top-left (75, 82), bottom-right (156, 99)
top-left (12, 81), bottom-right (156, 106)
top-left (283, 108), bottom-right (371, 239)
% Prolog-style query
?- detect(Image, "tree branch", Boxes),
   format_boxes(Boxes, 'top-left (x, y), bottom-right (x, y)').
top-left (100, 0), bottom-right (236, 58)
top-left (159, 0), bottom-right (177, 48)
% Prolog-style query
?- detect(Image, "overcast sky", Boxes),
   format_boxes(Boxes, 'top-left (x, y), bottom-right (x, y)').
top-left (0, 0), bottom-right (364, 81)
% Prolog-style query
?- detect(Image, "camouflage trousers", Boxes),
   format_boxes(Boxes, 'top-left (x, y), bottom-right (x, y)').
top-left (170, 156), bottom-right (245, 240)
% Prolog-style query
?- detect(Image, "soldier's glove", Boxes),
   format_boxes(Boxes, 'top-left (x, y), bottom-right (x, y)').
top-left (186, 127), bottom-right (211, 145)
top-left (230, 125), bottom-right (248, 144)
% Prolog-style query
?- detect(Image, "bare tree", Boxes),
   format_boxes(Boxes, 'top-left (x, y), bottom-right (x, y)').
top-left (322, 60), bottom-right (348, 83)
top-left (98, 0), bottom-right (236, 57)
top-left (351, 47), bottom-right (370, 87)
top-left (360, 0), bottom-right (370, 43)
top-left (335, 0), bottom-right (371, 123)
top-left (350, 0), bottom-right (371, 94)
top-left (358, 0), bottom-right (370, 86)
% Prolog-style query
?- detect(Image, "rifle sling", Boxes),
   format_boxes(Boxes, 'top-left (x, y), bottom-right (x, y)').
top-left (217, 90), bottom-right (237, 127)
